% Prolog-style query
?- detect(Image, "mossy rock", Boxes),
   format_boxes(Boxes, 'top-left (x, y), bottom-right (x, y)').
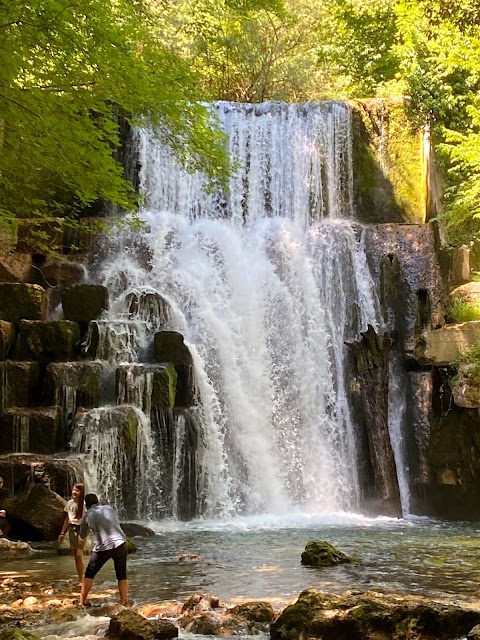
top-left (270, 588), bottom-right (480, 640)
top-left (351, 99), bottom-right (425, 224)
top-left (301, 540), bottom-right (352, 567)
top-left (125, 536), bottom-right (138, 554)
top-left (0, 630), bottom-right (41, 640)
top-left (16, 320), bottom-right (80, 362)
top-left (0, 283), bottom-right (46, 322)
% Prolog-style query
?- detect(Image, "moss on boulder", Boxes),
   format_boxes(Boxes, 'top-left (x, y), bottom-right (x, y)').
top-left (0, 283), bottom-right (46, 322)
top-left (16, 320), bottom-right (80, 362)
top-left (301, 540), bottom-right (352, 567)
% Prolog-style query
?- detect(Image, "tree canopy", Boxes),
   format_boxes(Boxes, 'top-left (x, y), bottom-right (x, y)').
top-left (1, 0), bottom-right (480, 239)
top-left (0, 0), bottom-right (280, 242)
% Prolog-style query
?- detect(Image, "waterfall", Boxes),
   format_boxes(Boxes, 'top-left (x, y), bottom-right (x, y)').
top-left (91, 101), bottom-right (386, 518)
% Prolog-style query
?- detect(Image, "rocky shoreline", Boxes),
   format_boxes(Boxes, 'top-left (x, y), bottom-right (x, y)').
top-left (2, 566), bottom-right (480, 640)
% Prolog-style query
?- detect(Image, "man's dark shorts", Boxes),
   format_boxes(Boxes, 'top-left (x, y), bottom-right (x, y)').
top-left (84, 542), bottom-right (127, 581)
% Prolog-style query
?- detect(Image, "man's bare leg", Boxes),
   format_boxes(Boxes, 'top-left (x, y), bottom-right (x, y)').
top-left (118, 579), bottom-right (128, 606)
top-left (80, 578), bottom-right (93, 606)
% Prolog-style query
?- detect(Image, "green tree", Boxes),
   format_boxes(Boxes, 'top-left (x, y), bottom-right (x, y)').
top-left (395, 0), bottom-right (480, 226)
top-left (167, 0), bottom-right (346, 103)
top-left (0, 0), bottom-right (279, 248)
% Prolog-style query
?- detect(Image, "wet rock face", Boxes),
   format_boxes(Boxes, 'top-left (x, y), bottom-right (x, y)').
top-left (0, 362), bottom-right (41, 412)
top-left (0, 284), bottom-right (47, 323)
top-left (413, 372), bottom-right (480, 520)
top-left (61, 284), bottom-right (109, 323)
top-left (15, 320), bottom-right (80, 362)
top-left (300, 541), bottom-right (352, 567)
top-left (0, 407), bottom-right (62, 454)
top-left (44, 361), bottom-right (106, 408)
top-left (0, 321), bottom-right (15, 360)
top-left (363, 224), bottom-right (445, 357)
top-left (0, 454), bottom-right (83, 499)
top-left (347, 326), bottom-right (401, 517)
top-left (154, 332), bottom-right (194, 408)
top-left (270, 588), bottom-right (480, 640)
top-left (116, 364), bottom-right (177, 411)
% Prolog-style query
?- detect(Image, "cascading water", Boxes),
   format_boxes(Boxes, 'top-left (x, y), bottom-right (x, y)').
top-left (89, 101), bottom-right (386, 518)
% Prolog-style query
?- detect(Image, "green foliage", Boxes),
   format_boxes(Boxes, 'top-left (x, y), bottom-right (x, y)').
top-left (395, 0), bottom-right (480, 229)
top-left (317, 0), bottom-right (400, 98)
top-left (454, 343), bottom-right (480, 369)
top-left (446, 299), bottom-right (480, 324)
top-left (0, 0), bottom-right (240, 243)
top-left (168, 0), bottom-right (336, 102)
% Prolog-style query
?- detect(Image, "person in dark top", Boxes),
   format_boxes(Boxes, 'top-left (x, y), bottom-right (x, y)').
top-left (0, 477), bottom-right (7, 537)
top-left (78, 493), bottom-right (128, 607)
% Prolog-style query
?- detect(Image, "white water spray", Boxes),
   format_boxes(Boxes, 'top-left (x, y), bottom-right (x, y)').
top-left (95, 101), bottom-right (381, 517)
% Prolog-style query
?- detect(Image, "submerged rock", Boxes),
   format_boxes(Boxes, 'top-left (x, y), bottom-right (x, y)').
top-left (120, 522), bottom-right (155, 538)
top-left (301, 540), bottom-right (352, 567)
top-left (0, 538), bottom-right (31, 557)
top-left (0, 629), bottom-right (40, 640)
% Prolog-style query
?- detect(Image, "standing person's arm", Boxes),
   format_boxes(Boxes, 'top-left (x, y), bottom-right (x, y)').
top-left (58, 513), bottom-right (70, 543)
top-left (77, 517), bottom-right (89, 548)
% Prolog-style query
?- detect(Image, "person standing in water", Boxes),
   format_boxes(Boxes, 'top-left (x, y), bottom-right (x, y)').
top-left (58, 483), bottom-right (86, 582)
top-left (78, 493), bottom-right (128, 607)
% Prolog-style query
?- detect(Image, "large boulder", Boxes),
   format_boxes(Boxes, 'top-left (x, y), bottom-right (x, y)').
top-left (301, 540), bottom-right (352, 567)
top-left (414, 322), bottom-right (480, 366)
top-left (227, 601), bottom-right (275, 623)
top-left (40, 258), bottom-right (86, 288)
top-left (270, 588), bottom-right (480, 640)
top-left (120, 522), bottom-right (156, 538)
top-left (0, 283), bottom-right (46, 322)
top-left (0, 250), bottom-right (33, 283)
top-left (446, 282), bottom-right (480, 306)
top-left (179, 598), bottom-right (274, 637)
top-left (107, 609), bottom-right (178, 640)
top-left (15, 320), bottom-right (80, 362)
top-left (3, 483), bottom-right (66, 541)
top-left (62, 284), bottom-right (109, 323)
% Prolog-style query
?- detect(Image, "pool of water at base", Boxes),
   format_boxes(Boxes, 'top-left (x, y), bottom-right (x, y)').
top-left (3, 512), bottom-right (480, 639)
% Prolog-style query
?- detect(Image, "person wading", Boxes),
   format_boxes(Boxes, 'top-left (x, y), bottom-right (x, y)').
top-left (58, 483), bottom-right (86, 582)
top-left (78, 493), bottom-right (128, 607)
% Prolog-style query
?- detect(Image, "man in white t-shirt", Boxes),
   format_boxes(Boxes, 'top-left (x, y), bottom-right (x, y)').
top-left (78, 493), bottom-right (128, 607)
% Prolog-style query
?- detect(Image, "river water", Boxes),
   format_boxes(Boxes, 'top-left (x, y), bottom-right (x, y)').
top-left (4, 513), bottom-right (480, 611)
